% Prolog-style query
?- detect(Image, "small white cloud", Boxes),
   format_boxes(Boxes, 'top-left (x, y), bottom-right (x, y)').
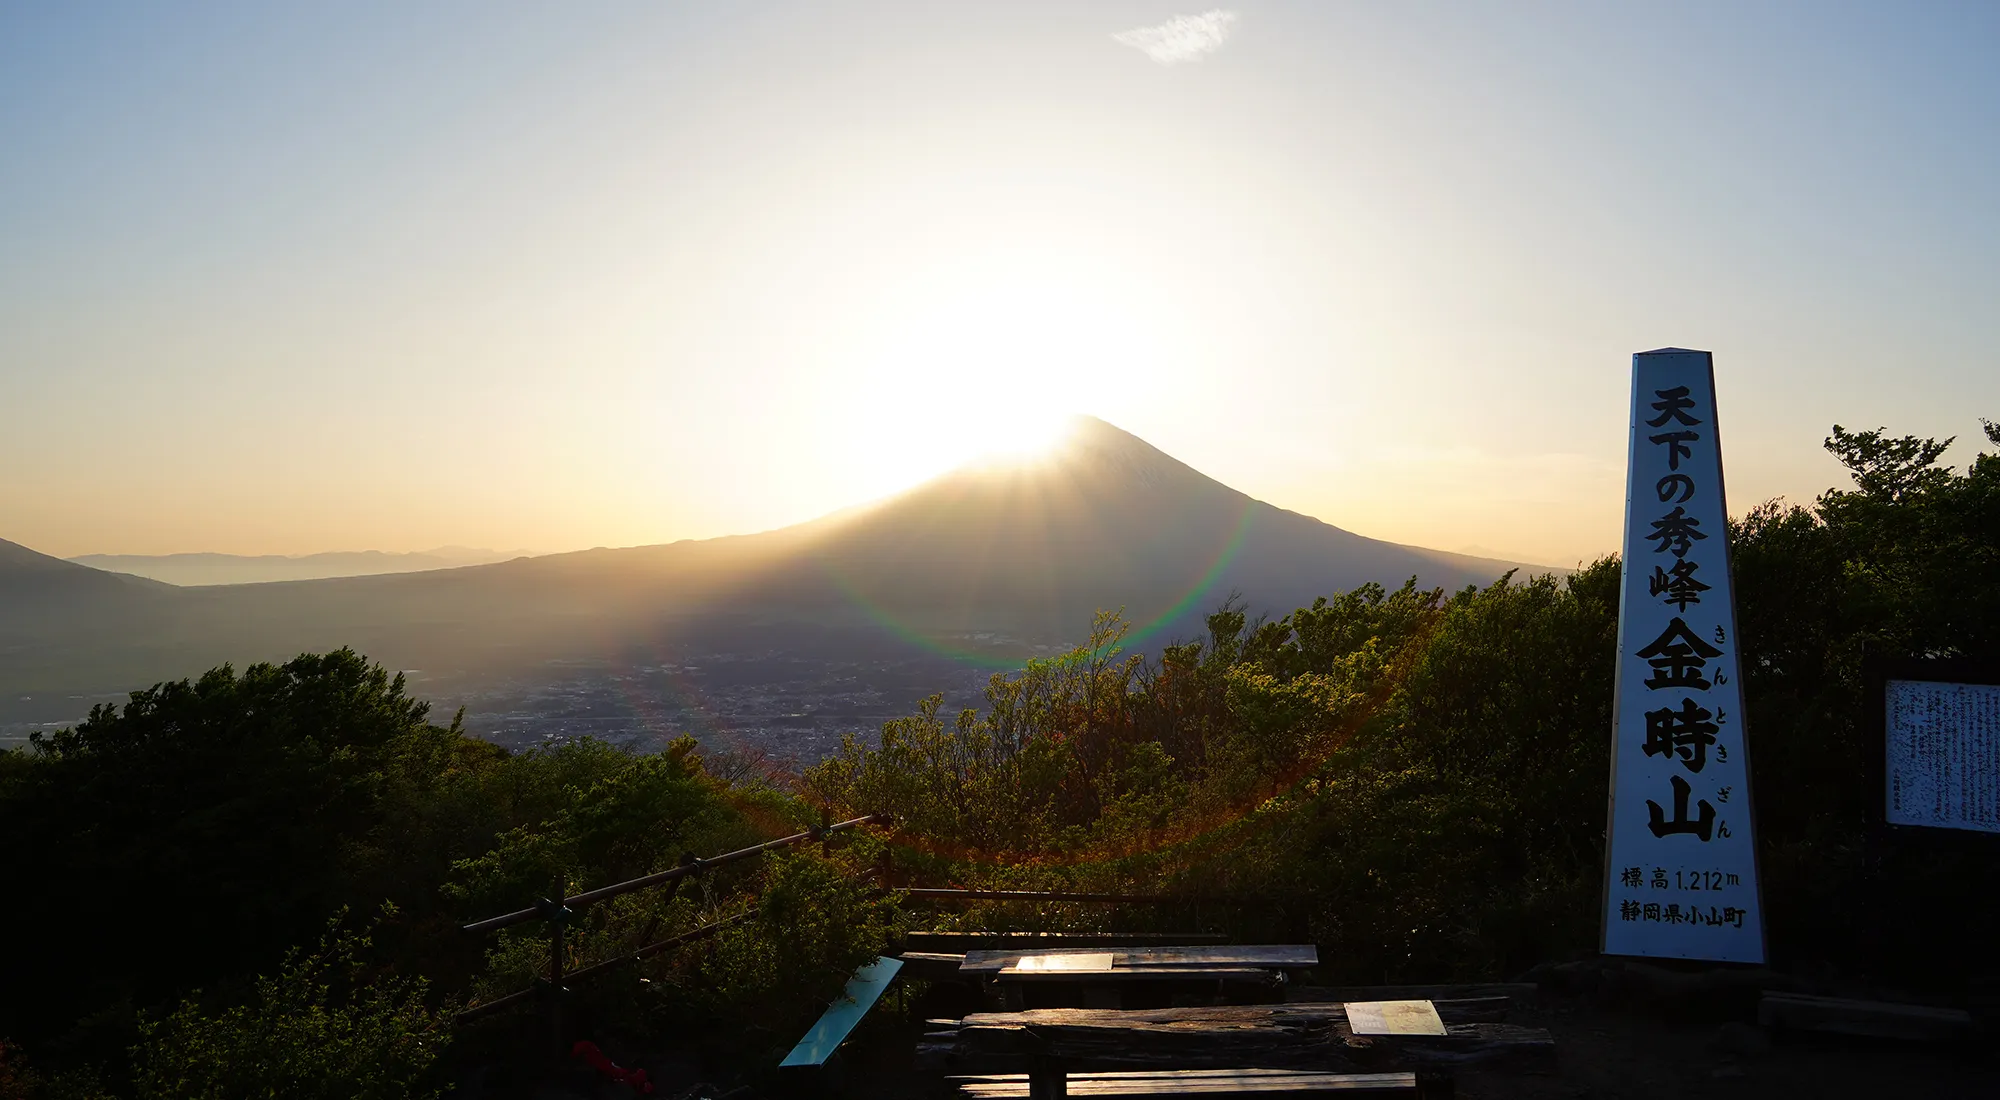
top-left (1113, 9), bottom-right (1239, 65)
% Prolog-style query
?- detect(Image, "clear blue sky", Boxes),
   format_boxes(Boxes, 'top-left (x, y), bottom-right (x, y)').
top-left (4, 2), bottom-right (1996, 563)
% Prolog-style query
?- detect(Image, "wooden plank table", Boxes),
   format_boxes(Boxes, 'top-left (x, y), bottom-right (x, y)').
top-left (920, 1001), bottom-right (1553, 1074)
top-left (951, 1068), bottom-right (1435, 1098)
top-left (965, 945), bottom-right (1316, 1011)
top-left (899, 951), bottom-right (972, 982)
top-left (962, 945), bottom-right (1318, 974)
top-left (1000, 968), bottom-right (1287, 983)
top-left (909, 932), bottom-right (1232, 952)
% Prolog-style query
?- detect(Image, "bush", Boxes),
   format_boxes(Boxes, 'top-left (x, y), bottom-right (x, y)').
top-left (672, 848), bottom-right (903, 1023)
top-left (131, 912), bottom-right (452, 1100)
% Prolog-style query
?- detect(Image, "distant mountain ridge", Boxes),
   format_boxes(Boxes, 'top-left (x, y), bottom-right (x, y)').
top-left (3, 417), bottom-right (1553, 704)
top-left (1, 536), bottom-right (172, 605)
top-left (67, 547), bottom-right (532, 586)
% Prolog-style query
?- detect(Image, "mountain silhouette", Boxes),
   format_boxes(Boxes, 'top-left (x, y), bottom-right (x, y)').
top-left (65, 547), bottom-right (530, 586)
top-left (742, 415), bottom-right (1530, 640)
top-left (1, 418), bottom-right (1545, 704)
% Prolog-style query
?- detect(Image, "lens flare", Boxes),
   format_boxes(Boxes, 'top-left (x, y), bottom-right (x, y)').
top-left (814, 493), bottom-right (1258, 666)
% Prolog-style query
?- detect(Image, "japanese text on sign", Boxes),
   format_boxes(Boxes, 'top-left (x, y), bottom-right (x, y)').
top-left (1602, 349), bottom-right (1765, 963)
top-left (1885, 679), bottom-right (2000, 833)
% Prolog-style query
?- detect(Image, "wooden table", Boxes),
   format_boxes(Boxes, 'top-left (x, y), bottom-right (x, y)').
top-left (921, 1000), bottom-right (1550, 1075)
top-left (908, 931), bottom-right (1232, 952)
top-left (963, 946), bottom-right (1318, 1011)
top-left (961, 945), bottom-right (1319, 974)
top-left (951, 1067), bottom-right (1432, 1098)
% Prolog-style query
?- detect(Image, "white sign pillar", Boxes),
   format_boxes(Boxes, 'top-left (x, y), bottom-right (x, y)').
top-left (1602, 348), bottom-right (1766, 963)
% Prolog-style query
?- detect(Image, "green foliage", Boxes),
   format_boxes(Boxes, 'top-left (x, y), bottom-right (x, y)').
top-left (1132, 565), bottom-right (1620, 979)
top-left (676, 849), bottom-right (903, 1020)
top-left (804, 589), bottom-right (1446, 854)
top-left (1728, 421), bottom-right (2000, 841)
top-left (0, 650), bottom-right (845, 1087)
top-left (1092, 740), bottom-right (1188, 851)
top-left (1391, 568), bottom-right (1618, 864)
top-left (443, 736), bottom-right (771, 1012)
top-left (1724, 419), bottom-right (2000, 977)
top-left (0, 650), bottom-right (460, 1050)
top-left (0, 1042), bottom-right (116, 1100)
top-left (0, 1041), bottom-right (30, 1100)
top-left (444, 736), bottom-right (745, 913)
top-left (131, 912), bottom-right (451, 1100)
top-left (804, 693), bottom-right (1060, 854)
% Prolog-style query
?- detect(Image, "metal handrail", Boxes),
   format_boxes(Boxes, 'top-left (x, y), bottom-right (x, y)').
top-left (456, 865), bottom-right (885, 1025)
top-left (902, 888), bottom-right (1178, 903)
top-left (459, 813), bottom-right (887, 934)
top-left (452, 813), bottom-right (889, 1041)
top-left (455, 909), bottom-right (755, 1023)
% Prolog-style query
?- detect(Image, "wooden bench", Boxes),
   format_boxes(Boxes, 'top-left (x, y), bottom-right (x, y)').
top-left (778, 956), bottom-right (904, 1070)
top-left (899, 950), bottom-right (972, 982)
top-left (951, 1068), bottom-right (1444, 1098)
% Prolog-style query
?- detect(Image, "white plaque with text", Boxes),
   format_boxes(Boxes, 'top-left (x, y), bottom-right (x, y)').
top-left (1601, 348), bottom-right (1766, 963)
top-left (1885, 679), bottom-right (2000, 833)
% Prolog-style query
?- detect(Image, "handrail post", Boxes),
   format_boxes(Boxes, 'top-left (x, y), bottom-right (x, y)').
top-left (538, 877), bottom-right (572, 1059)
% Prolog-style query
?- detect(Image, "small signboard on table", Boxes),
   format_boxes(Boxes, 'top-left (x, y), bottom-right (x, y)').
top-left (1601, 348), bottom-right (1767, 964)
top-left (1344, 1000), bottom-right (1447, 1036)
top-left (1010, 952), bottom-right (1115, 972)
top-left (1868, 657), bottom-right (2000, 834)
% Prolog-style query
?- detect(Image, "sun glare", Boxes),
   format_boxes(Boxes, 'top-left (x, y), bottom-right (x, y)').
top-left (839, 265), bottom-right (1152, 495)
top-left (968, 407), bottom-right (1074, 461)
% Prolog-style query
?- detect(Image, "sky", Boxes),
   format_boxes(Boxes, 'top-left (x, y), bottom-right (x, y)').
top-left (4, 2), bottom-right (1998, 566)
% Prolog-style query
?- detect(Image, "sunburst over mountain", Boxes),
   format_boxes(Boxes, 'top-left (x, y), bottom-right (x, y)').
top-left (1, 417), bottom-right (1544, 714)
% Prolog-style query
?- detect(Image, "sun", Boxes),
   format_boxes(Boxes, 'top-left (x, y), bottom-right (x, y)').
top-left (868, 375), bottom-right (1078, 480)
top-left (956, 403), bottom-right (1077, 465)
top-left (840, 274), bottom-right (1142, 492)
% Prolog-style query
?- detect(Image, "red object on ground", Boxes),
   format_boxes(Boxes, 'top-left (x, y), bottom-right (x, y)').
top-left (571, 1040), bottom-right (654, 1094)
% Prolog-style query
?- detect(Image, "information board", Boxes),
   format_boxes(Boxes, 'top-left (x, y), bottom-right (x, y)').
top-left (1601, 348), bottom-right (1766, 963)
top-left (1872, 662), bottom-right (2000, 834)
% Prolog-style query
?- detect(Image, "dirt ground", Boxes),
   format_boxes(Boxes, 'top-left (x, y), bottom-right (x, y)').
top-left (1452, 993), bottom-right (1997, 1100)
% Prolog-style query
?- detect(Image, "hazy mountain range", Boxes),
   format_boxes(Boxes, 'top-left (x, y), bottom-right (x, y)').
top-left (66, 548), bottom-right (533, 587)
top-left (2, 418), bottom-right (1550, 720)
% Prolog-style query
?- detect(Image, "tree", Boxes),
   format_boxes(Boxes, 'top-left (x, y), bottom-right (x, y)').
top-left (1, 650), bottom-right (456, 1047)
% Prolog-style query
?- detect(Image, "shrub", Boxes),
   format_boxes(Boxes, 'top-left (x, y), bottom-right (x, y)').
top-left (131, 912), bottom-right (452, 1100)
